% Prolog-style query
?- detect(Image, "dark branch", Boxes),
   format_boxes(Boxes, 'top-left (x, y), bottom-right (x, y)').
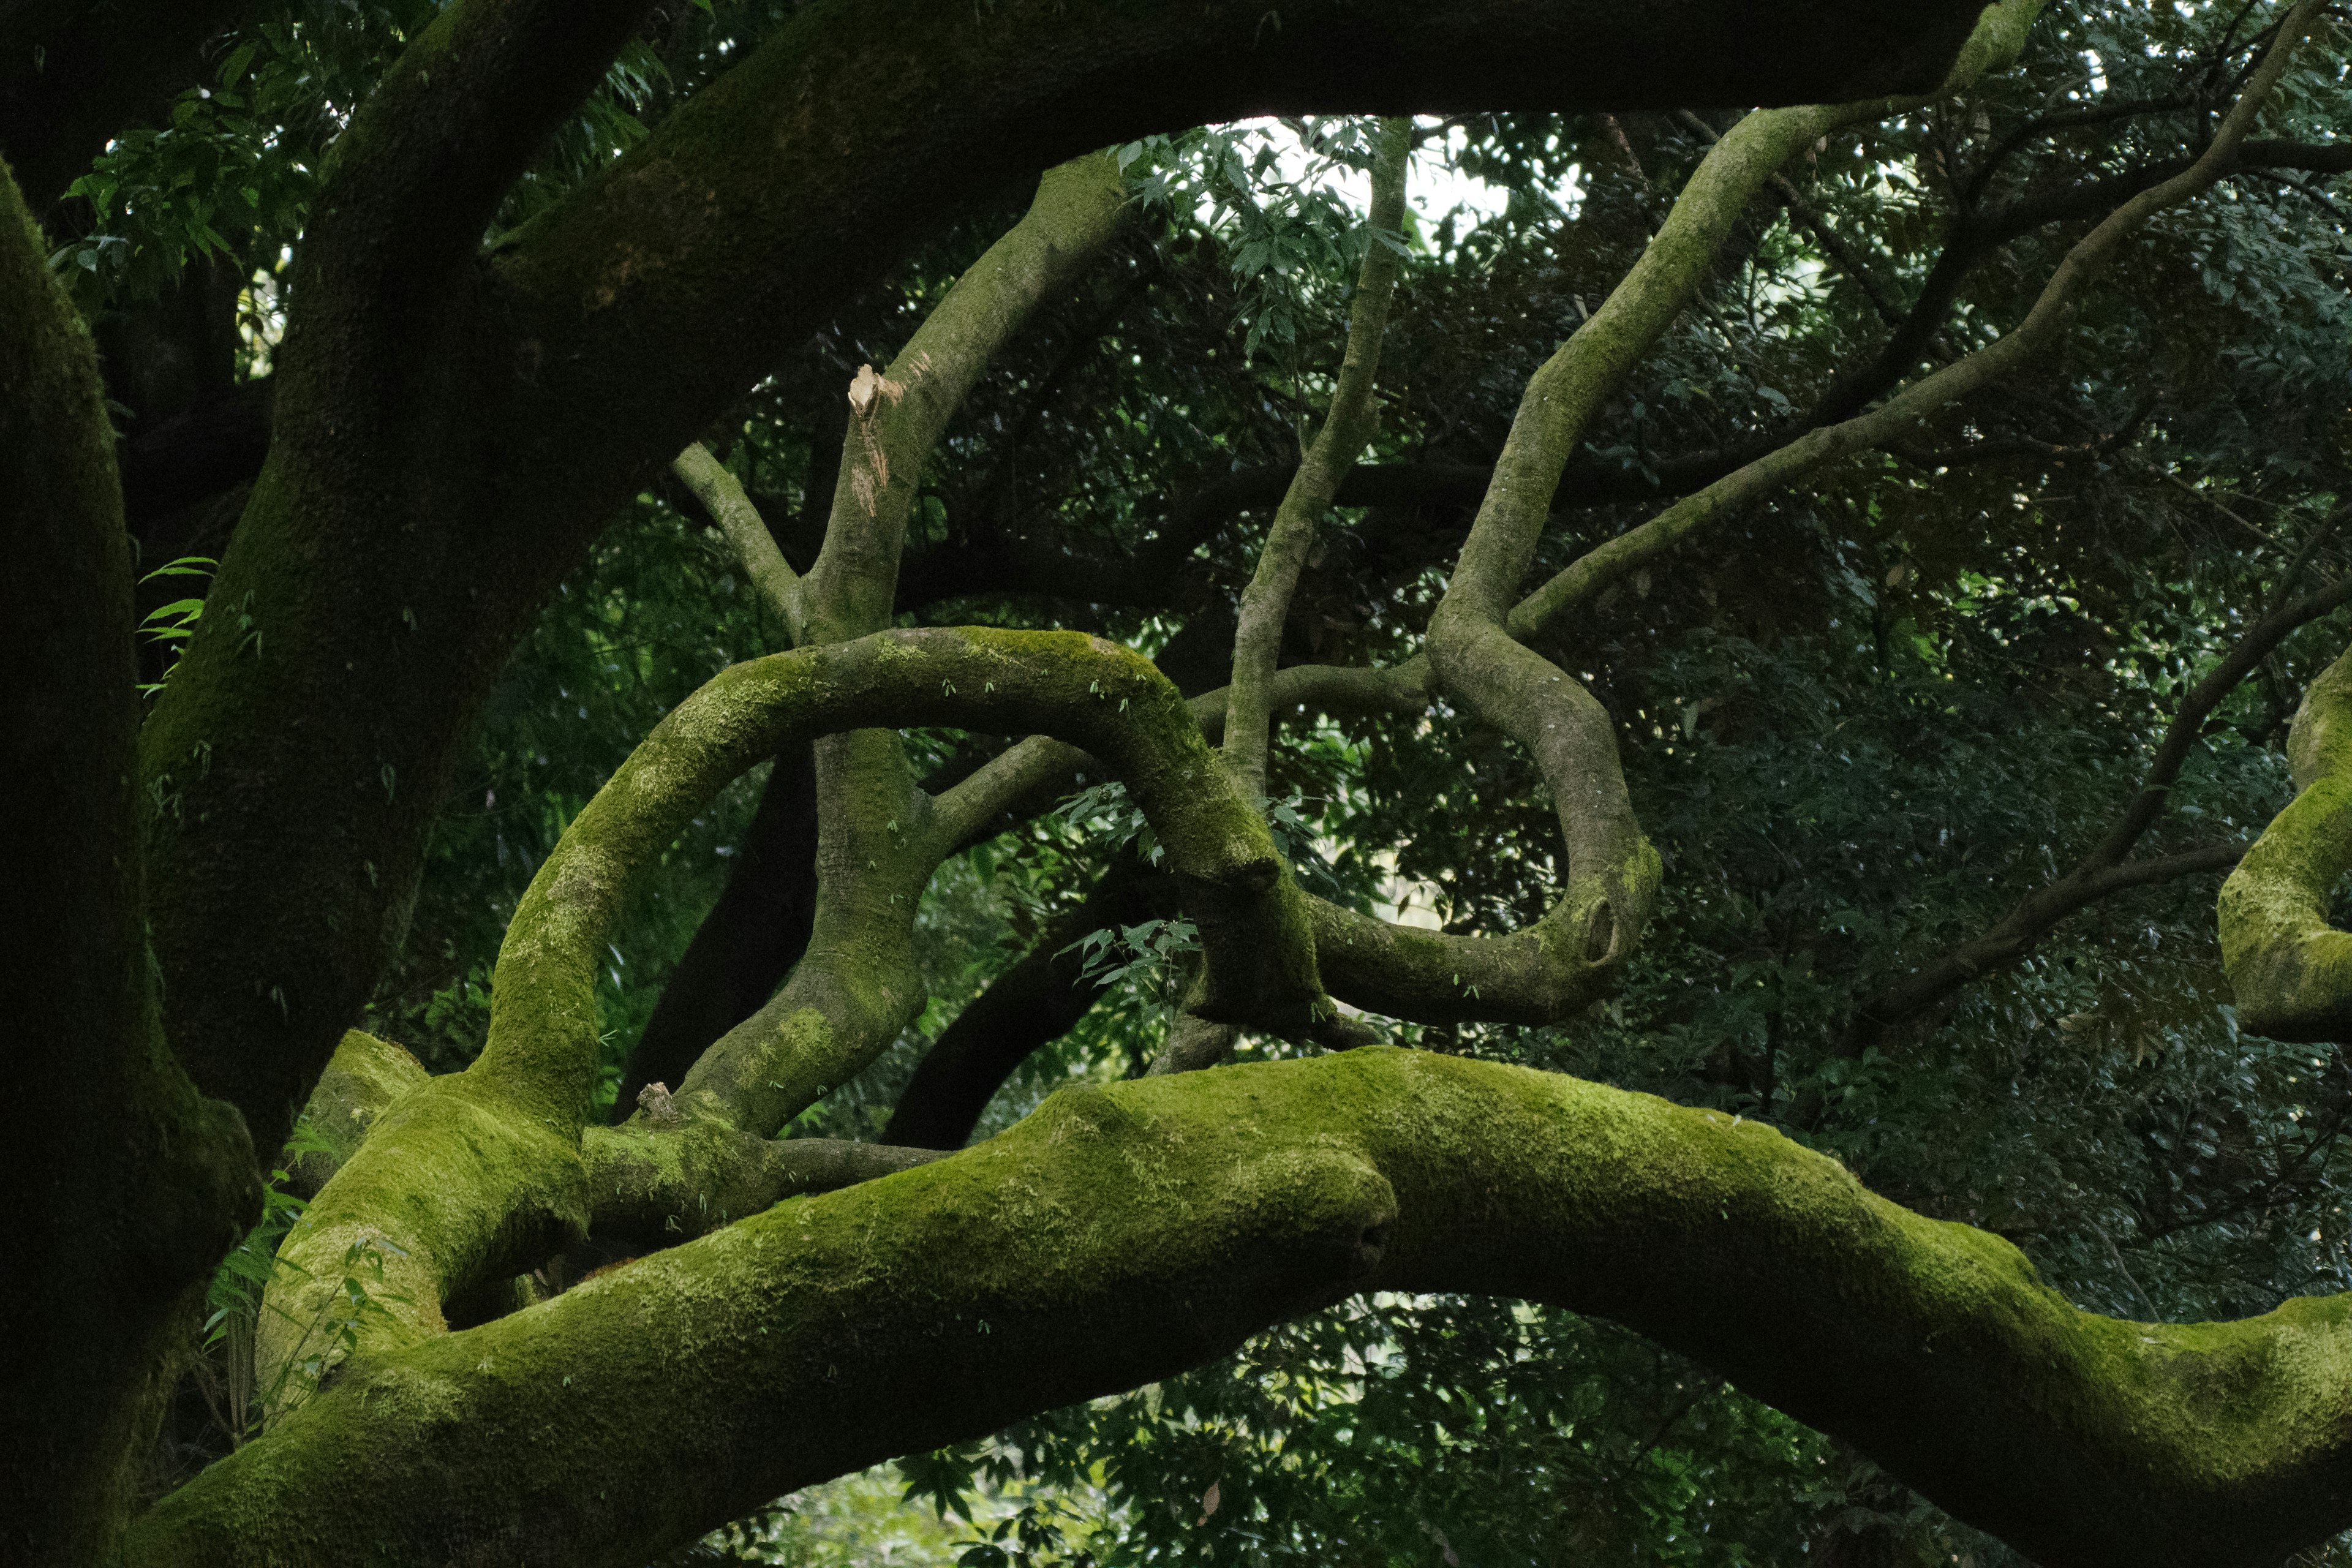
top-left (884, 862), bottom-right (1166, 1150)
top-left (1842, 568), bottom-right (2352, 1054)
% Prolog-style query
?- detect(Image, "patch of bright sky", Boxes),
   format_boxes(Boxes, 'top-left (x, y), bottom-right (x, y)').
top-left (1206, 116), bottom-right (1580, 243)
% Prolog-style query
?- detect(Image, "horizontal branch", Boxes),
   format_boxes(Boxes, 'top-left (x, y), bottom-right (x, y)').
top-left (584, 1122), bottom-right (944, 1245)
top-left (133, 1049), bottom-right (2352, 1568)
top-left (492, 0), bottom-right (1993, 524)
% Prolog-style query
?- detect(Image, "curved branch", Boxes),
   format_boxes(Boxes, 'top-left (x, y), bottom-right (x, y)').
top-left (2222, 639), bottom-right (2352, 1041)
top-left (884, 861), bottom-right (1167, 1148)
top-left (133, 1048), bottom-right (2352, 1568)
top-left (1224, 119), bottom-right (1411, 803)
top-left (1511, 9), bottom-right (2326, 646)
top-left (802, 152), bottom-right (1130, 647)
top-left (492, 0), bottom-right (1994, 515)
top-left (266, 625), bottom-right (1333, 1396)
top-left (1406, 13), bottom-right (2040, 1028)
top-left (614, 741), bottom-right (821, 1120)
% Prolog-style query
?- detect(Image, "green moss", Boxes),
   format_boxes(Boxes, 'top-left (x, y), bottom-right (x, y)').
top-left (137, 1047), bottom-right (2352, 1568)
top-left (2220, 646), bottom-right (2352, 1039)
top-left (287, 1030), bottom-right (430, 1194)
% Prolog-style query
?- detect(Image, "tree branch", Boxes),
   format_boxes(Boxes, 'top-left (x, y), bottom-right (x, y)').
top-left (2222, 637), bottom-right (2352, 1040)
top-left (884, 861), bottom-right (1167, 1148)
top-left (614, 741), bottom-right (821, 1121)
top-left (1510, 7), bottom-right (2325, 647)
top-left (263, 624), bottom-right (1333, 1399)
top-left (132, 1048), bottom-right (2352, 1568)
top-left (1223, 118), bottom-right (1411, 804)
top-left (1845, 842), bottom-right (2247, 1054)
top-left (673, 443), bottom-right (806, 644)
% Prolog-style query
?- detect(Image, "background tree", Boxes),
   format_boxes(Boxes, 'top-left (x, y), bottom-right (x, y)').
top-left (6, 0), bottom-right (2352, 1565)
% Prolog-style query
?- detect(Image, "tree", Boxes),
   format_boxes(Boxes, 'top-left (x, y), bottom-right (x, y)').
top-left (6, 0), bottom-right (2352, 1562)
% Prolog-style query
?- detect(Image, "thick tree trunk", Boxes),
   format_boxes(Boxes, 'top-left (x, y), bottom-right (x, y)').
top-left (0, 157), bottom-right (255, 1568)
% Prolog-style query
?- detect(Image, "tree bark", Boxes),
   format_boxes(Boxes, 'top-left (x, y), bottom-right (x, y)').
top-left (0, 154), bottom-right (255, 1568)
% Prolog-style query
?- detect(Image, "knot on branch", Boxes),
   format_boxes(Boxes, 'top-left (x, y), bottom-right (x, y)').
top-left (636, 1080), bottom-right (686, 1129)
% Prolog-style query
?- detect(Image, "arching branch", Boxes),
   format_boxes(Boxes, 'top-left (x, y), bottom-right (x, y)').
top-left (132, 1049), bottom-right (2352, 1568)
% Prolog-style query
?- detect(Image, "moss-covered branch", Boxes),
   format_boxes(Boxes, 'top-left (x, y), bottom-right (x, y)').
top-left (2222, 633), bottom-right (2352, 1040)
top-left (126, 0), bottom-right (1996, 1188)
top-left (268, 625), bottom-right (1330, 1395)
top-left (132, 1048), bottom-right (2352, 1568)
top-left (584, 1121), bottom-right (944, 1245)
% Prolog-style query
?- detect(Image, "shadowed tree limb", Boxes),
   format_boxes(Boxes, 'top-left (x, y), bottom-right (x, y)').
top-left (1842, 842), bottom-right (2247, 1057)
top-left (129, 1047), bottom-right (2352, 1568)
top-left (884, 861), bottom-right (1168, 1149)
top-left (613, 740), bottom-right (821, 1122)
top-left (0, 151), bottom-right (257, 1566)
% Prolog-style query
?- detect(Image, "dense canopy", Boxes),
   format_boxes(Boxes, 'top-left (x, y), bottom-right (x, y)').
top-left (6, 1), bottom-right (2352, 1565)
